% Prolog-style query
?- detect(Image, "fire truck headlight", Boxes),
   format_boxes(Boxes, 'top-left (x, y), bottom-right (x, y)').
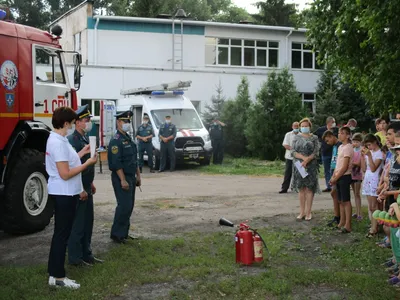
top-left (203, 134), bottom-right (210, 142)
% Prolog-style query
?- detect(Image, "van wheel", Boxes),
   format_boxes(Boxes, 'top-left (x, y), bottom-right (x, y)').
top-left (1, 149), bottom-right (53, 234)
top-left (153, 151), bottom-right (160, 171)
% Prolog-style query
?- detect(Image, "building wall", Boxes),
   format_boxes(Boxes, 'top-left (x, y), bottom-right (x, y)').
top-left (50, 2), bottom-right (321, 118)
top-left (53, 2), bottom-right (92, 64)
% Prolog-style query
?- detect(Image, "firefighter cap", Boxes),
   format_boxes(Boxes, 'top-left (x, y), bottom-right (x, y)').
top-left (75, 104), bottom-right (93, 119)
top-left (115, 110), bottom-right (133, 120)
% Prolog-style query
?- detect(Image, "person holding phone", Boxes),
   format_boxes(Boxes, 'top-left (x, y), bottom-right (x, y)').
top-left (46, 107), bottom-right (98, 289)
top-left (361, 134), bottom-right (384, 238)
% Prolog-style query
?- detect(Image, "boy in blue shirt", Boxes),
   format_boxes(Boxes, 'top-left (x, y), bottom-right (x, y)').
top-left (323, 130), bottom-right (342, 227)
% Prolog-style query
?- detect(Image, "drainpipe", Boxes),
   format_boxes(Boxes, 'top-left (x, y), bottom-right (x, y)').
top-left (285, 29), bottom-right (293, 67)
top-left (94, 18), bottom-right (100, 65)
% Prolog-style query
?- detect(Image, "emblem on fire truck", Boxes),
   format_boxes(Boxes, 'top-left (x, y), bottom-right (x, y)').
top-left (1, 60), bottom-right (19, 91)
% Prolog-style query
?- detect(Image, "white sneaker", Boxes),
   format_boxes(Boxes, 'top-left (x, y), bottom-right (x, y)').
top-left (48, 276), bottom-right (56, 286)
top-left (48, 276), bottom-right (80, 289)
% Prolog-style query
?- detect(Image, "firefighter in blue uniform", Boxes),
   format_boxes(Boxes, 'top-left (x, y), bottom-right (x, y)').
top-left (209, 119), bottom-right (226, 165)
top-left (67, 104), bottom-right (103, 266)
top-left (136, 114), bottom-right (155, 173)
top-left (158, 115), bottom-right (177, 172)
top-left (108, 111), bottom-right (141, 244)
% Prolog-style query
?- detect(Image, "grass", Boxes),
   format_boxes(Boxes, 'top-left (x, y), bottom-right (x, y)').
top-left (1, 210), bottom-right (399, 299)
top-left (200, 157), bottom-right (286, 176)
top-left (200, 157), bottom-right (325, 177)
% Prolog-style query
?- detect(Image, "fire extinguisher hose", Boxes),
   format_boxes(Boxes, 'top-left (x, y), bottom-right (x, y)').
top-left (252, 229), bottom-right (270, 260)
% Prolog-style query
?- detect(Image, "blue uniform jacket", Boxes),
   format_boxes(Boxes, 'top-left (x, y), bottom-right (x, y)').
top-left (136, 124), bottom-right (155, 144)
top-left (108, 130), bottom-right (138, 176)
top-left (159, 123), bottom-right (177, 143)
top-left (67, 130), bottom-right (94, 190)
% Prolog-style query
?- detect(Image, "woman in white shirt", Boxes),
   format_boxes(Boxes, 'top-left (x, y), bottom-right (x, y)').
top-left (46, 107), bottom-right (97, 289)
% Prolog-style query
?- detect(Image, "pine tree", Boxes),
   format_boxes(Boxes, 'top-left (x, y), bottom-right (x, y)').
top-left (221, 76), bottom-right (251, 157)
top-left (202, 80), bottom-right (226, 126)
top-left (245, 68), bottom-right (305, 160)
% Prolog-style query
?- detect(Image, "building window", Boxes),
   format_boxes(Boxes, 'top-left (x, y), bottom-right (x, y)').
top-left (291, 43), bottom-right (321, 70)
top-left (74, 32), bottom-right (81, 52)
top-left (301, 93), bottom-right (316, 114)
top-left (205, 37), bottom-right (279, 68)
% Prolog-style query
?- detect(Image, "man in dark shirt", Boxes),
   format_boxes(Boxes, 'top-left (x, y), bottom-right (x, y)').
top-left (314, 116), bottom-right (338, 192)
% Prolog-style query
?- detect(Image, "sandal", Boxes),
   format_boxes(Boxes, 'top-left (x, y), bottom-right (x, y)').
top-left (296, 215), bottom-right (305, 221)
top-left (379, 242), bottom-right (392, 249)
top-left (366, 232), bottom-right (377, 238)
top-left (340, 228), bottom-right (351, 234)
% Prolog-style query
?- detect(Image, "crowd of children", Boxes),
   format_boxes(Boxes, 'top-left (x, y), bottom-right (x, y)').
top-left (322, 118), bottom-right (400, 286)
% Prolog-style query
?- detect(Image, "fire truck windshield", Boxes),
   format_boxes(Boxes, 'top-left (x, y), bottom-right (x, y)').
top-left (150, 109), bottom-right (202, 130)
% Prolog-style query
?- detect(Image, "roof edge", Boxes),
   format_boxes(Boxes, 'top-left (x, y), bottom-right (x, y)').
top-left (92, 15), bottom-right (307, 33)
top-left (49, 0), bottom-right (93, 28)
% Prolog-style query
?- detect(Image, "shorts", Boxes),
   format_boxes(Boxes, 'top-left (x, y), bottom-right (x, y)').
top-left (336, 174), bottom-right (352, 202)
top-left (385, 195), bottom-right (397, 212)
top-left (352, 180), bottom-right (362, 184)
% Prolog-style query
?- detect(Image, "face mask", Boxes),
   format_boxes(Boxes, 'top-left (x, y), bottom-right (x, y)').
top-left (122, 123), bottom-right (131, 132)
top-left (165, 120), bottom-right (171, 124)
top-left (293, 128), bottom-right (299, 133)
top-left (301, 127), bottom-right (310, 134)
top-left (213, 122), bottom-right (217, 125)
top-left (143, 121), bottom-right (148, 125)
top-left (354, 146), bottom-right (361, 152)
top-left (331, 122), bottom-right (336, 128)
top-left (350, 126), bottom-right (355, 131)
top-left (66, 123), bottom-right (75, 136)
top-left (84, 122), bottom-right (93, 133)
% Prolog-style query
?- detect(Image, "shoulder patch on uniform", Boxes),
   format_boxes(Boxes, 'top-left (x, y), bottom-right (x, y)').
top-left (114, 133), bottom-right (120, 140)
top-left (111, 145), bottom-right (119, 154)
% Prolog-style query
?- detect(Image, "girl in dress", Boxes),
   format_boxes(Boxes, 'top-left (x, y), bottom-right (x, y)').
top-left (351, 133), bottom-right (363, 220)
top-left (361, 134), bottom-right (384, 237)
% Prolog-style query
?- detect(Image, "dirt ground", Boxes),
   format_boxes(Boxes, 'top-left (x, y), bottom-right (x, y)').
top-left (0, 165), bottom-right (333, 267)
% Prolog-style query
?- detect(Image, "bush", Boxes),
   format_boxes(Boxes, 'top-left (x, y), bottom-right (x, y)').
top-left (245, 68), bottom-right (306, 160)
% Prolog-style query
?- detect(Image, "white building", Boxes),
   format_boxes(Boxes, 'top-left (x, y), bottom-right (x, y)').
top-left (50, 0), bottom-right (322, 122)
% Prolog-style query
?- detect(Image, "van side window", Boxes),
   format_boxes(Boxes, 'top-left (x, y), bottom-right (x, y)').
top-left (35, 47), bottom-right (66, 84)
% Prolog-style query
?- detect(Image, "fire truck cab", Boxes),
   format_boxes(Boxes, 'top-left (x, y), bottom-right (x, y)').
top-left (0, 13), bottom-right (82, 234)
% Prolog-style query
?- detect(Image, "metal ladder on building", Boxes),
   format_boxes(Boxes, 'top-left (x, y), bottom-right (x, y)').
top-left (172, 20), bottom-right (184, 70)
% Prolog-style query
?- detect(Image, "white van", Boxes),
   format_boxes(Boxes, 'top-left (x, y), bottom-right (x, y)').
top-left (116, 81), bottom-right (212, 170)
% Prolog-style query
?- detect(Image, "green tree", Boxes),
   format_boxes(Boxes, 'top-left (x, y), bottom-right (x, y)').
top-left (202, 80), bottom-right (226, 125)
top-left (307, 0), bottom-right (400, 114)
top-left (313, 67), bottom-right (373, 131)
top-left (221, 76), bottom-right (251, 157)
top-left (214, 5), bottom-right (253, 23)
top-left (1, 0), bottom-right (50, 28)
top-left (246, 68), bottom-right (305, 160)
top-left (252, 0), bottom-right (298, 26)
top-left (313, 67), bottom-right (342, 128)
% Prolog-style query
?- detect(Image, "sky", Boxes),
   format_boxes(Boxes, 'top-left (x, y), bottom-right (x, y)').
top-left (232, 0), bottom-right (310, 14)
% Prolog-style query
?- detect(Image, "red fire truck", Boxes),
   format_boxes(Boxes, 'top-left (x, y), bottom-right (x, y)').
top-left (0, 11), bottom-right (82, 234)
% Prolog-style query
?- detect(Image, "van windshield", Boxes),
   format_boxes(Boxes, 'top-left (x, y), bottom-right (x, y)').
top-left (150, 109), bottom-right (203, 130)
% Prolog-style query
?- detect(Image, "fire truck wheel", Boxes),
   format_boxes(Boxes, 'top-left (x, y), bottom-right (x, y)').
top-left (1, 149), bottom-right (53, 234)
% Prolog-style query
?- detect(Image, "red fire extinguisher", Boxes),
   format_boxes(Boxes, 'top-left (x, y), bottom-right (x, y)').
top-left (239, 222), bottom-right (253, 265)
top-left (253, 232), bottom-right (263, 263)
top-left (219, 217), bottom-right (269, 266)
